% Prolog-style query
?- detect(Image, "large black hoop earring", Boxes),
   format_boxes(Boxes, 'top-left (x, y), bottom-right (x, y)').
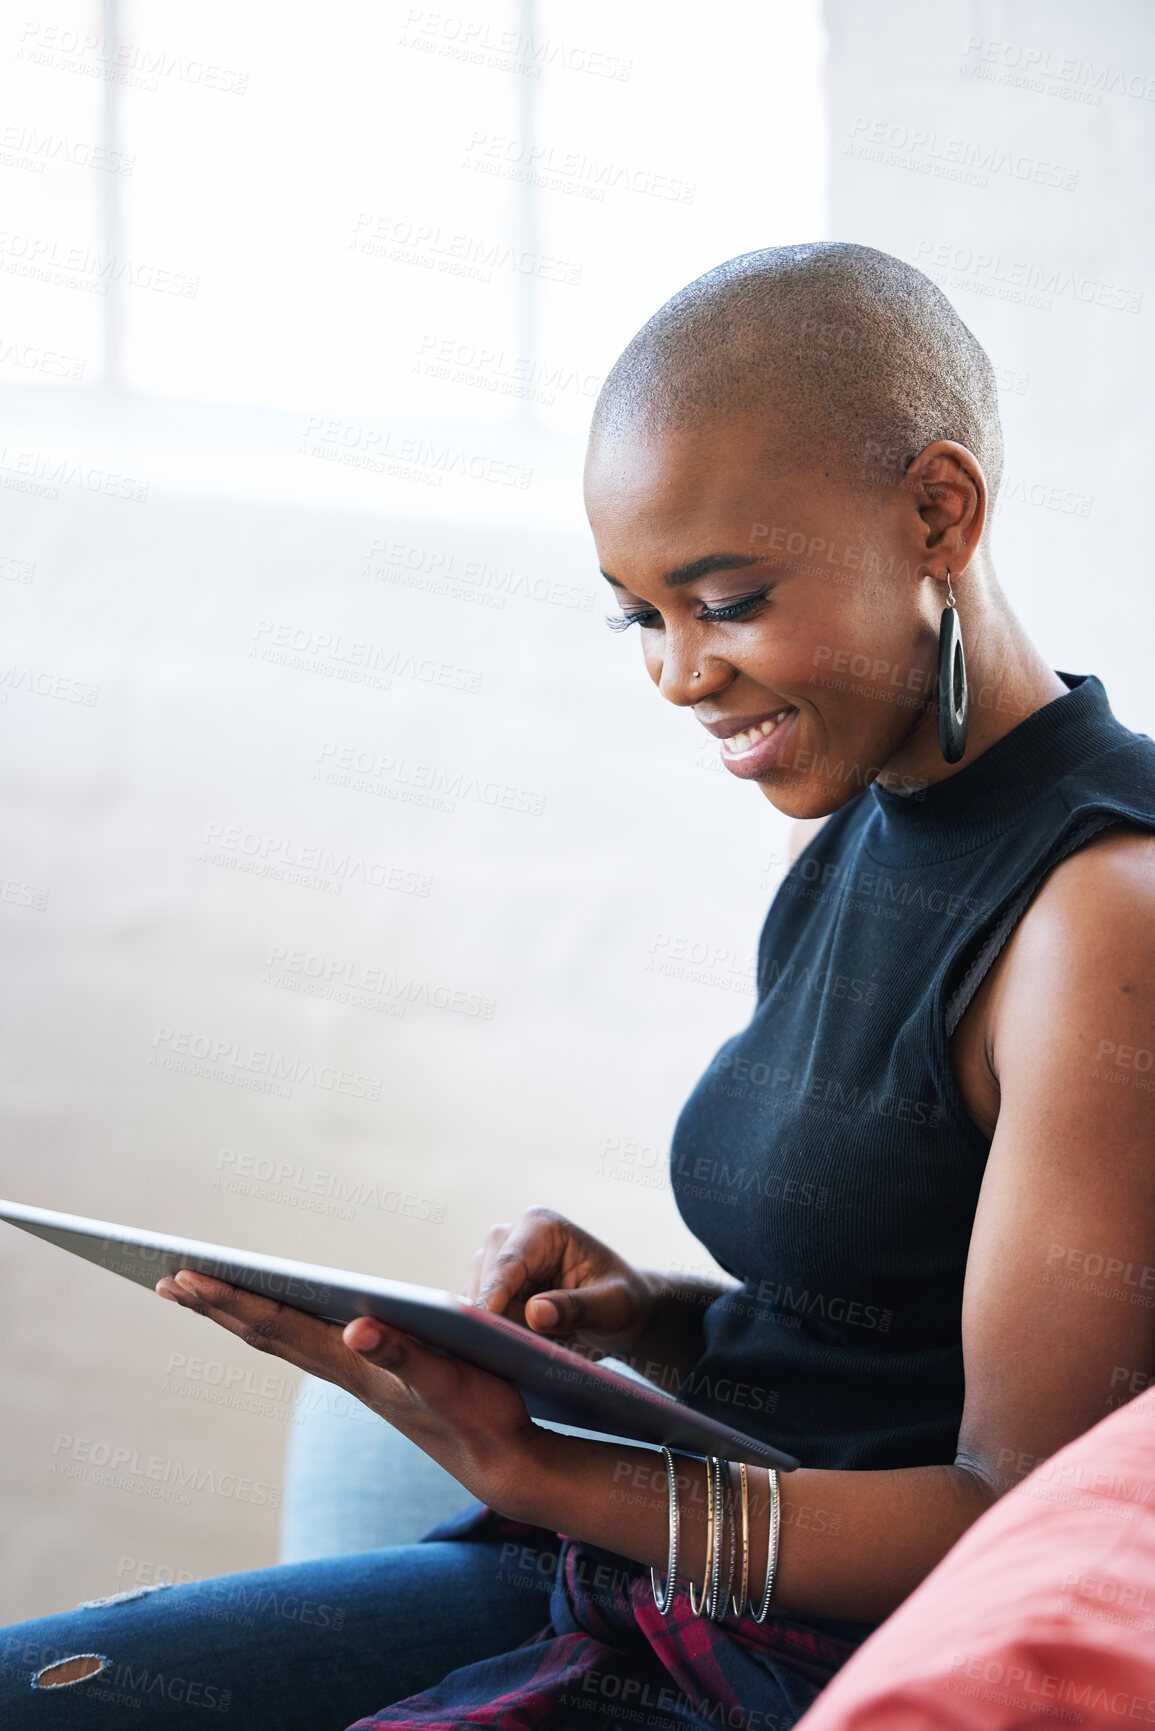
top-left (936, 569), bottom-right (968, 764)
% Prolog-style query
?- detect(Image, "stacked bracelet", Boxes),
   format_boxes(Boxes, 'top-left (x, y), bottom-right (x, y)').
top-left (730, 1460), bottom-right (750, 1616)
top-left (708, 1454), bottom-right (726, 1618)
top-left (649, 1451), bottom-right (782, 1626)
top-left (650, 1445), bottom-right (680, 1614)
top-left (748, 1466), bottom-right (781, 1622)
top-left (687, 1455), bottom-right (717, 1617)
top-left (716, 1455), bottom-right (736, 1619)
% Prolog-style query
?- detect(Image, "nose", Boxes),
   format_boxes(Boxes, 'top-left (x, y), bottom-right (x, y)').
top-left (653, 633), bottom-right (733, 707)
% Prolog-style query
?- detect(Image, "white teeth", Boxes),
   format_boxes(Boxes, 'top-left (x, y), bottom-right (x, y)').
top-left (722, 709), bottom-right (792, 755)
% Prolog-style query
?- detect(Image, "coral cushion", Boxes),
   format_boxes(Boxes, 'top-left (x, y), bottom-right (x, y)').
top-left (795, 1385), bottom-right (1155, 1730)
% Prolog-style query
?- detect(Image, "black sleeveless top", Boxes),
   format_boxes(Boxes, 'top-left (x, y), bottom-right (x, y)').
top-left (669, 671), bottom-right (1155, 1472)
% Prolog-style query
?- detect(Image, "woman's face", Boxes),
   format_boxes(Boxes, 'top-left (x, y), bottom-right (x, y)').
top-left (583, 417), bottom-right (962, 817)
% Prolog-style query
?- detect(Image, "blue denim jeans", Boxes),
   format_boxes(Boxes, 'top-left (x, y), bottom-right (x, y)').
top-left (0, 1532), bottom-right (553, 1727)
top-left (2, 1368), bottom-right (663, 1726)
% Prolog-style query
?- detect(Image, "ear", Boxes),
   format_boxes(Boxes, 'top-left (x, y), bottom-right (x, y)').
top-left (903, 439), bottom-right (987, 574)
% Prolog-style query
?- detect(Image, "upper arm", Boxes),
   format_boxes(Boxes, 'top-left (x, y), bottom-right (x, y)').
top-left (955, 829), bottom-right (1155, 1497)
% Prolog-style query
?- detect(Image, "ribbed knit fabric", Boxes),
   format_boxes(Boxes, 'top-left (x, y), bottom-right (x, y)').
top-left (669, 671), bottom-right (1155, 1472)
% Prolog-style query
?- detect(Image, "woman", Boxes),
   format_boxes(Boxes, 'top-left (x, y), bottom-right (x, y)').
top-left (5, 243), bottom-right (1155, 1730)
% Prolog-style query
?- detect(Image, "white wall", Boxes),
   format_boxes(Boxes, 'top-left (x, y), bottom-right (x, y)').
top-left (825, 0), bottom-right (1155, 727)
top-left (0, 0), bottom-right (820, 1619)
top-left (0, 457), bottom-right (798, 1616)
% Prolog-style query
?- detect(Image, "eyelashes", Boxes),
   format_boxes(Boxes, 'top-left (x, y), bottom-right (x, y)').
top-left (604, 608), bottom-right (659, 633)
top-left (604, 588), bottom-right (773, 634)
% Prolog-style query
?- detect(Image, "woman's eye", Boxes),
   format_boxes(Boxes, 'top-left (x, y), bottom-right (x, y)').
top-left (605, 588), bottom-right (772, 633)
top-left (605, 607), bottom-right (661, 633)
top-left (699, 588), bottom-right (771, 622)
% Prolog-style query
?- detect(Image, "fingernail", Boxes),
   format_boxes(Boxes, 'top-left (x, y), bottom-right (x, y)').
top-left (175, 1270), bottom-right (227, 1300)
top-left (351, 1321), bottom-right (383, 1352)
top-left (531, 1298), bottom-right (557, 1327)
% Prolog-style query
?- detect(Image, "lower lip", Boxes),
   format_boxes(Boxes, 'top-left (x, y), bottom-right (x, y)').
top-left (718, 709), bottom-right (799, 779)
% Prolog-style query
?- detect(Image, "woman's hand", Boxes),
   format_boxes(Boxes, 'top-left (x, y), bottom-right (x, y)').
top-left (154, 1270), bottom-right (545, 1517)
top-left (465, 1204), bottom-right (658, 1359)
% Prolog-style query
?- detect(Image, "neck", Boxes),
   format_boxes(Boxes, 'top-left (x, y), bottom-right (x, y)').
top-left (873, 570), bottom-right (1068, 795)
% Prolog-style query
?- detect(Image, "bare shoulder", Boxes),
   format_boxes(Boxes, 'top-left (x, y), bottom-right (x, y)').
top-left (995, 824), bottom-right (1155, 1003)
top-left (985, 825), bottom-right (1155, 1094)
top-left (954, 825), bottom-right (1155, 1489)
top-left (1021, 821), bottom-right (1155, 916)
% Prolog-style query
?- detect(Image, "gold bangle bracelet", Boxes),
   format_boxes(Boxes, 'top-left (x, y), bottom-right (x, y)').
top-left (731, 1460), bottom-right (750, 1616)
top-left (687, 1455), bottom-right (715, 1618)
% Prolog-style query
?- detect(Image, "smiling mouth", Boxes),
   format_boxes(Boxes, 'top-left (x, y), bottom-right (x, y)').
top-left (721, 708), bottom-right (796, 758)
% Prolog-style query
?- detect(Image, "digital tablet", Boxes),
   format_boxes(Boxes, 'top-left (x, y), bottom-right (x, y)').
top-left (0, 1199), bottom-right (799, 1471)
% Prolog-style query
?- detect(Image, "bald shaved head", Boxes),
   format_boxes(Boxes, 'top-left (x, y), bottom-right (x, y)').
top-left (589, 242), bottom-right (1004, 509)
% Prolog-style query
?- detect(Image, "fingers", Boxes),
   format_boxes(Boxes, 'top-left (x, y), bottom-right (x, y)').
top-left (156, 1272), bottom-right (346, 1376)
top-left (472, 1212), bottom-right (559, 1313)
top-left (337, 1314), bottom-right (498, 1423)
top-left (524, 1277), bottom-right (634, 1339)
top-left (342, 1314), bottom-right (410, 1370)
top-left (156, 1271), bottom-right (444, 1416)
top-left (464, 1222), bottom-right (510, 1303)
top-left (524, 1287), bottom-right (588, 1333)
top-left (155, 1272), bottom-right (410, 1407)
top-left (156, 1273), bottom-right (536, 1478)
top-left (464, 1208), bottom-right (641, 1344)
top-left (475, 1247), bottom-right (533, 1314)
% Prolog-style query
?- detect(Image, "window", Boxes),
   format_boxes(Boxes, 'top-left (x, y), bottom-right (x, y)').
top-left (3, 0), bottom-right (827, 435)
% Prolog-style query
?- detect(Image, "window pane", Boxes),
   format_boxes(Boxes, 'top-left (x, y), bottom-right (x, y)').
top-left (0, 0), bottom-right (105, 383)
top-left (118, 0), bottom-right (522, 421)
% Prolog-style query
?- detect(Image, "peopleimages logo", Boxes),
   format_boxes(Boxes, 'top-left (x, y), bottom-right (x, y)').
top-left (741, 1277), bottom-right (894, 1333)
top-left (251, 619), bottom-right (484, 694)
top-left (463, 131), bottom-right (696, 205)
top-left (265, 942), bottom-right (497, 1019)
top-left (199, 823), bottom-right (432, 898)
top-left (350, 213), bottom-right (583, 286)
top-left (298, 417), bottom-right (533, 489)
top-left (149, 1026), bottom-right (383, 1101)
top-left (363, 534), bottom-right (592, 611)
top-left (214, 1148), bottom-right (446, 1224)
top-left (315, 742), bottom-right (545, 818)
top-left (0, 442), bottom-right (149, 500)
top-left (0, 232), bottom-right (197, 299)
top-left (51, 1433), bottom-right (280, 1507)
top-left (960, 33), bottom-right (1155, 104)
top-left (790, 854), bottom-right (995, 921)
top-left (16, 22), bottom-right (250, 94)
top-left (846, 116), bottom-right (1079, 190)
top-left (914, 239), bottom-right (1142, 314)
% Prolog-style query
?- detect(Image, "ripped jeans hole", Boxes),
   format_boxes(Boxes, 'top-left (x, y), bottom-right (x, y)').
top-left (32, 1653), bottom-right (110, 1688)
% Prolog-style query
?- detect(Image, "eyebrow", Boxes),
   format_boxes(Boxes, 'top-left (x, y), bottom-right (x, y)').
top-left (600, 553), bottom-right (766, 591)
